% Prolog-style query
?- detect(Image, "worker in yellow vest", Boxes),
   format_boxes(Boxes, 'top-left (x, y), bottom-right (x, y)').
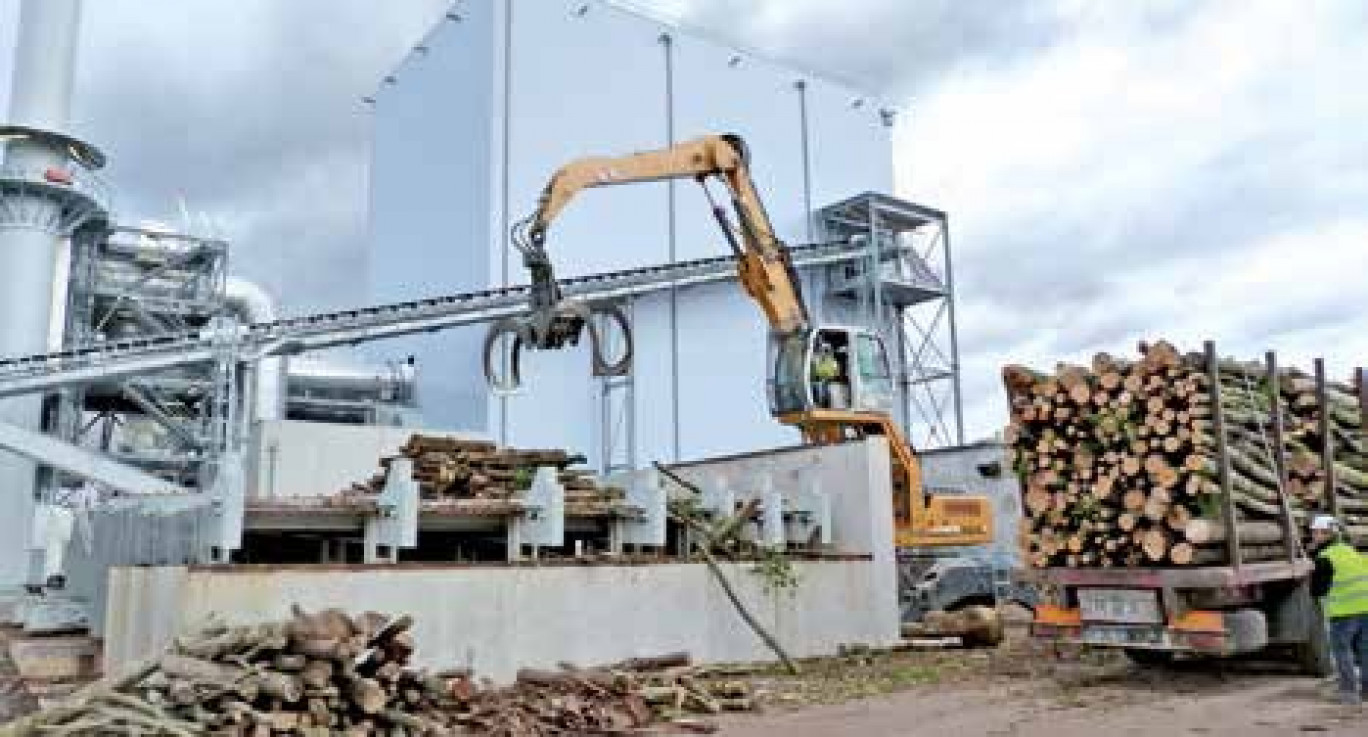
top-left (811, 342), bottom-right (841, 408)
top-left (1310, 514), bottom-right (1368, 705)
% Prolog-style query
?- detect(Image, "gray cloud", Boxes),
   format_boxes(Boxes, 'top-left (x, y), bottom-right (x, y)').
top-left (624, 0), bottom-right (1072, 96)
top-left (4, 0), bottom-right (1365, 446)
top-left (2, 0), bottom-right (449, 312)
top-left (623, 0), bottom-right (1210, 98)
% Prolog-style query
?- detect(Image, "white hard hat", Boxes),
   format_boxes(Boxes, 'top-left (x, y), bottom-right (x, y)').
top-left (1310, 514), bottom-right (1339, 531)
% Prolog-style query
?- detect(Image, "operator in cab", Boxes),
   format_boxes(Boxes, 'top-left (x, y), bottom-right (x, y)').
top-left (811, 341), bottom-right (840, 408)
top-left (1310, 514), bottom-right (1368, 705)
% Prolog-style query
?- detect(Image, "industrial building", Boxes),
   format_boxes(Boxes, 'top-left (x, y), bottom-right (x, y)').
top-left (0, 0), bottom-right (1011, 700)
top-left (365, 0), bottom-right (966, 472)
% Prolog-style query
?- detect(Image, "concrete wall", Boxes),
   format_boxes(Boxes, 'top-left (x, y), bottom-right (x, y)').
top-left (246, 420), bottom-right (490, 499)
top-left (366, 0), bottom-right (897, 468)
top-left (104, 559), bottom-right (895, 685)
top-left (664, 438), bottom-right (897, 566)
top-left (103, 438), bottom-right (900, 683)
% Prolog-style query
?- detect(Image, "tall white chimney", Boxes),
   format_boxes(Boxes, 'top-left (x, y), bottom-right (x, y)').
top-left (0, 0), bottom-right (107, 587)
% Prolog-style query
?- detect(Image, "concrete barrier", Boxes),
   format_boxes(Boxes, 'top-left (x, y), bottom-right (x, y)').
top-left (105, 559), bottom-right (893, 684)
top-left (103, 438), bottom-right (899, 683)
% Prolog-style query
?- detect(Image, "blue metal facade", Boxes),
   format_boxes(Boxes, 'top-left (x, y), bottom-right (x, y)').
top-left (366, 0), bottom-right (896, 468)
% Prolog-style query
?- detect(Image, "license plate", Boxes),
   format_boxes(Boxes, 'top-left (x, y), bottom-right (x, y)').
top-left (1077, 588), bottom-right (1162, 624)
top-left (1080, 624), bottom-right (1161, 646)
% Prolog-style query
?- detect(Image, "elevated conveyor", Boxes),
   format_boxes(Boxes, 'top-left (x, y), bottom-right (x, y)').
top-left (0, 240), bottom-right (865, 399)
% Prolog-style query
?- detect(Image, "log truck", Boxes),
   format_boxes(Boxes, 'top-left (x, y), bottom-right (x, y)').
top-left (481, 133), bottom-right (993, 549)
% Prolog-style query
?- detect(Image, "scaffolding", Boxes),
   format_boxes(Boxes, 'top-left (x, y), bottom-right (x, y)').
top-left (58, 224), bottom-right (232, 492)
top-left (819, 192), bottom-right (964, 450)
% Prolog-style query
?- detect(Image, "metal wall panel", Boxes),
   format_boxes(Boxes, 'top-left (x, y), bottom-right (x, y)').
top-left (667, 28), bottom-right (813, 461)
top-left (366, 5), bottom-right (498, 431)
top-left (367, 1), bottom-right (897, 465)
top-left (503, 1), bottom-right (671, 279)
top-left (674, 281), bottom-right (792, 459)
top-left (496, 1), bottom-right (670, 461)
top-left (804, 78), bottom-right (895, 212)
top-left (628, 291), bottom-right (674, 464)
top-left (669, 37), bottom-right (807, 261)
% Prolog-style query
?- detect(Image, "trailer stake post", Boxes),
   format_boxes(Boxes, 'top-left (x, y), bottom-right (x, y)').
top-left (1265, 351), bottom-right (1297, 562)
top-left (1316, 358), bottom-right (1340, 520)
top-left (1207, 340), bottom-right (1241, 569)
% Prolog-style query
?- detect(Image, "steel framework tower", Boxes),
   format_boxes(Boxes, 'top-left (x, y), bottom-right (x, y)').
top-left (819, 193), bottom-right (964, 450)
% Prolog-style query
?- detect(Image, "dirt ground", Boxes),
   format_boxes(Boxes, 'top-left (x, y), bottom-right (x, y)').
top-left (705, 626), bottom-right (1367, 736)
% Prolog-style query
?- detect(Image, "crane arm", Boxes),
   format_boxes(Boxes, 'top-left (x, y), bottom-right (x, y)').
top-left (516, 133), bottom-right (810, 335)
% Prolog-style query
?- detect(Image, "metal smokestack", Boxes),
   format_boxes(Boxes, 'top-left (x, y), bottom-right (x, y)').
top-left (0, 0), bottom-right (106, 587)
top-left (8, 1), bottom-right (81, 137)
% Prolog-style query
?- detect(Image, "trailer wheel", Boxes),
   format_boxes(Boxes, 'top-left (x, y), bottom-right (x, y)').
top-left (1293, 617), bottom-right (1334, 677)
top-left (1275, 582), bottom-right (1334, 677)
top-left (1123, 648), bottom-right (1175, 666)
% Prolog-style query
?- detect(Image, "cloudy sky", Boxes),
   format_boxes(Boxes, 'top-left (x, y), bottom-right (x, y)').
top-left (1, 0), bottom-right (1365, 442)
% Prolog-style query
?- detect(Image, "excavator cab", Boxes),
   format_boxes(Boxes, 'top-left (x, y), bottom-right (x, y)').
top-left (768, 326), bottom-right (895, 419)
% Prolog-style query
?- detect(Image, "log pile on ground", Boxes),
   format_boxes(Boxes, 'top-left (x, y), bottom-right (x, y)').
top-left (1003, 340), bottom-right (1368, 568)
top-left (347, 434), bottom-right (624, 503)
top-left (0, 610), bottom-right (755, 736)
top-left (466, 654), bottom-right (756, 735)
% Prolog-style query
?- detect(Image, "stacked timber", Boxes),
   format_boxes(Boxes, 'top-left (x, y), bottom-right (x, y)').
top-left (1003, 340), bottom-right (1368, 569)
top-left (2, 608), bottom-right (452, 734)
top-left (347, 434), bottom-right (624, 504)
top-left (2, 610), bottom-right (756, 735)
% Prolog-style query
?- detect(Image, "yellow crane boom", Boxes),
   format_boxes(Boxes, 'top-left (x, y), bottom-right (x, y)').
top-left (487, 133), bottom-right (992, 548)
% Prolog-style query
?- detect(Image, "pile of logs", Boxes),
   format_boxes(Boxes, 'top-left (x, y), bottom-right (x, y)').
top-left (0, 610), bottom-right (756, 736)
top-left (468, 654), bottom-right (756, 735)
top-left (1, 607), bottom-right (452, 735)
top-left (1003, 340), bottom-right (1368, 569)
top-left (348, 434), bottom-right (623, 503)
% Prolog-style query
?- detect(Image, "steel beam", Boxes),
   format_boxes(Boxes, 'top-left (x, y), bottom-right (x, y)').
top-left (0, 420), bottom-right (193, 497)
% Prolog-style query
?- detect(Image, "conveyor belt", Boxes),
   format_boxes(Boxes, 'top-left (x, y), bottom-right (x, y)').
top-left (0, 240), bottom-right (866, 399)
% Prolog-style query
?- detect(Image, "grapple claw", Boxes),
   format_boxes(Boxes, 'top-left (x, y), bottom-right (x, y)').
top-left (482, 301), bottom-right (632, 395)
top-left (483, 318), bottom-right (526, 394)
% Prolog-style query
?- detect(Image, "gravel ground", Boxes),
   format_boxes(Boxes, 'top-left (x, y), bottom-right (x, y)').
top-left (714, 674), bottom-right (1364, 736)
top-left (705, 624), bottom-right (1366, 736)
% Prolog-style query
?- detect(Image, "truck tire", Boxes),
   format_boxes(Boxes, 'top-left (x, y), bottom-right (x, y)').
top-left (1293, 616), bottom-right (1334, 677)
top-left (1271, 582), bottom-right (1334, 677)
top-left (1123, 648), bottom-right (1175, 666)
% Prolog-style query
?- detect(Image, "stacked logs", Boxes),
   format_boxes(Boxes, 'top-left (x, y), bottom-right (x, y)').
top-left (467, 655), bottom-right (756, 734)
top-left (2, 611), bottom-right (756, 735)
top-left (1, 607), bottom-right (452, 735)
top-left (348, 434), bottom-right (623, 503)
top-left (1003, 340), bottom-right (1368, 569)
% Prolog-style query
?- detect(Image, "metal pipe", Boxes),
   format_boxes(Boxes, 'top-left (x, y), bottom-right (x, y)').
top-left (0, 0), bottom-right (86, 587)
top-left (7, 1), bottom-right (81, 136)
top-left (223, 277), bottom-right (284, 422)
top-left (286, 357), bottom-right (416, 396)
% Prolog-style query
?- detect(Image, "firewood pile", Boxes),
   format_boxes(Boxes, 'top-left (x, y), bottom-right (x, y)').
top-left (1003, 340), bottom-right (1368, 569)
top-left (466, 654), bottom-right (756, 735)
top-left (347, 434), bottom-right (624, 504)
top-left (0, 609), bottom-right (756, 736)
